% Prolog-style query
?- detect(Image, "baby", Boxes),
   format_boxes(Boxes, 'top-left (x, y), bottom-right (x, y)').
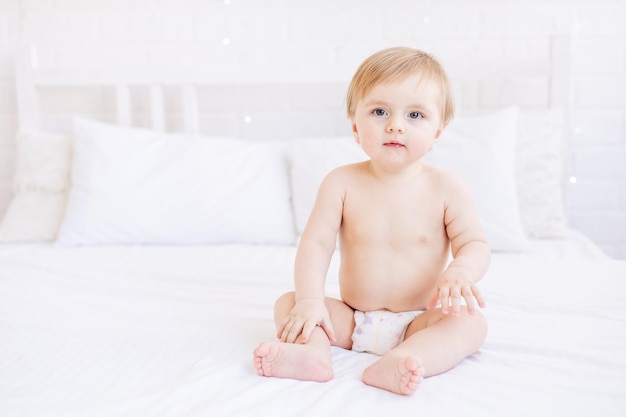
top-left (253, 46), bottom-right (490, 395)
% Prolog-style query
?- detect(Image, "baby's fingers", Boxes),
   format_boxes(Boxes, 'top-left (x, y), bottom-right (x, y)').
top-left (427, 292), bottom-right (439, 310)
top-left (439, 286), bottom-right (450, 314)
top-left (461, 285), bottom-right (477, 314)
top-left (277, 316), bottom-right (294, 340)
top-left (472, 284), bottom-right (486, 309)
top-left (320, 319), bottom-right (337, 343)
top-left (297, 318), bottom-right (336, 344)
top-left (300, 319), bottom-right (318, 344)
top-left (276, 317), bottom-right (288, 339)
top-left (450, 287), bottom-right (462, 317)
top-left (461, 284), bottom-right (486, 314)
top-left (279, 317), bottom-right (304, 343)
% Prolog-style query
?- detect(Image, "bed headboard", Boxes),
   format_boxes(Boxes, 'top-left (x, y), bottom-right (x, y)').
top-left (14, 35), bottom-right (571, 141)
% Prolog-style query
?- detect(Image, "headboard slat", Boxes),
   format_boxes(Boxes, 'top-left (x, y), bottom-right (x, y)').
top-left (182, 84), bottom-right (199, 135)
top-left (115, 84), bottom-right (131, 127)
top-left (15, 46), bottom-right (40, 130)
top-left (150, 84), bottom-right (165, 131)
top-left (549, 35), bottom-right (571, 108)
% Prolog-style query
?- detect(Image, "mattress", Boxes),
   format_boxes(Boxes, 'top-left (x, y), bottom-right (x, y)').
top-left (0, 232), bottom-right (625, 417)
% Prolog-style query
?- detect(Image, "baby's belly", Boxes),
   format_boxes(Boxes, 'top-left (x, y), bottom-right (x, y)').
top-left (337, 239), bottom-right (448, 312)
top-left (338, 261), bottom-right (440, 312)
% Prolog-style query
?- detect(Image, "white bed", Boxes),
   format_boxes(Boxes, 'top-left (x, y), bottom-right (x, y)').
top-left (1, 37), bottom-right (626, 416)
top-left (1, 237), bottom-right (625, 416)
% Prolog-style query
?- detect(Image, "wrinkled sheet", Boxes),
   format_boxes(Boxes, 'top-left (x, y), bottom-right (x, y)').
top-left (0, 236), bottom-right (625, 417)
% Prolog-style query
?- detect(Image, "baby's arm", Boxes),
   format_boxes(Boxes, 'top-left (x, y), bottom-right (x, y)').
top-left (428, 174), bottom-right (491, 316)
top-left (278, 170), bottom-right (345, 344)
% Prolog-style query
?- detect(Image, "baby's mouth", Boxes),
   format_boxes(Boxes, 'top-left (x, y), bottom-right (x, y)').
top-left (384, 142), bottom-right (405, 148)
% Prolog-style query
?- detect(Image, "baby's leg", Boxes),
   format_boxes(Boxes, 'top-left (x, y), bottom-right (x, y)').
top-left (362, 307), bottom-right (487, 395)
top-left (253, 292), bottom-right (354, 382)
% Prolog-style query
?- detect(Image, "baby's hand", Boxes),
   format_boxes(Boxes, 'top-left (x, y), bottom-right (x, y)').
top-left (277, 298), bottom-right (336, 344)
top-left (427, 268), bottom-right (486, 316)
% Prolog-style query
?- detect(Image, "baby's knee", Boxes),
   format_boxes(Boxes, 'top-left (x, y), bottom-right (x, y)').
top-left (273, 291), bottom-right (296, 317)
top-left (464, 308), bottom-right (488, 344)
top-left (275, 291), bottom-right (295, 306)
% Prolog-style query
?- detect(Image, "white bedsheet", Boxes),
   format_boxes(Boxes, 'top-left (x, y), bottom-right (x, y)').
top-left (0, 235), bottom-right (625, 417)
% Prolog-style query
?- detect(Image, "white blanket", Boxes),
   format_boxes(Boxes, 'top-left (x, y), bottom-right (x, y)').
top-left (0, 236), bottom-right (624, 417)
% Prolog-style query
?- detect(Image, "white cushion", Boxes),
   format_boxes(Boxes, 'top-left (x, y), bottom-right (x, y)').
top-left (289, 107), bottom-right (529, 252)
top-left (0, 107), bottom-right (568, 247)
top-left (288, 137), bottom-right (368, 237)
top-left (516, 108), bottom-right (569, 237)
top-left (0, 129), bottom-right (73, 242)
top-left (424, 106), bottom-right (529, 251)
top-left (55, 118), bottom-right (296, 245)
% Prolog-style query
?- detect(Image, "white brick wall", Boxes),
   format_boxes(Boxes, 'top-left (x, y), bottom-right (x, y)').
top-left (0, 0), bottom-right (625, 258)
top-left (566, 3), bottom-right (626, 258)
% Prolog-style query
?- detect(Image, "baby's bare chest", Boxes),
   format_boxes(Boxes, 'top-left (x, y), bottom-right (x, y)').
top-left (342, 187), bottom-right (446, 244)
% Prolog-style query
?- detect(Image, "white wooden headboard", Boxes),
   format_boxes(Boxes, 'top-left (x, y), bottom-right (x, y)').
top-left (15, 35), bottom-right (571, 140)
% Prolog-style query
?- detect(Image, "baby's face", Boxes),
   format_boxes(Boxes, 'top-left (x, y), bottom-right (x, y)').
top-left (351, 75), bottom-right (444, 167)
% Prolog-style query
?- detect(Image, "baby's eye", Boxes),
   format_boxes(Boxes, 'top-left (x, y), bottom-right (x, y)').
top-left (373, 108), bottom-right (387, 116)
top-left (408, 112), bottom-right (423, 119)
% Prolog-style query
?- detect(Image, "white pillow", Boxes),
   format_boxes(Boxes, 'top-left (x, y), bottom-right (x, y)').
top-left (289, 107), bottom-right (529, 252)
top-left (0, 130), bottom-right (73, 242)
top-left (0, 108), bottom-right (567, 245)
top-left (288, 137), bottom-right (369, 236)
top-left (517, 108), bottom-right (569, 237)
top-left (55, 118), bottom-right (296, 245)
top-left (424, 106), bottom-right (529, 251)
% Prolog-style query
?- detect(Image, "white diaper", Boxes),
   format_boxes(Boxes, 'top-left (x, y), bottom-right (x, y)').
top-left (351, 309), bottom-right (423, 356)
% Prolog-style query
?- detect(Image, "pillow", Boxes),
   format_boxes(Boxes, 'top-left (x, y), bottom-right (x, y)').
top-left (289, 107), bottom-right (529, 252)
top-left (55, 118), bottom-right (296, 245)
top-left (0, 108), bottom-right (567, 246)
top-left (424, 106), bottom-right (529, 251)
top-left (0, 130), bottom-right (73, 242)
top-left (516, 108), bottom-right (569, 237)
top-left (288, 137), bottom-right (368, 235)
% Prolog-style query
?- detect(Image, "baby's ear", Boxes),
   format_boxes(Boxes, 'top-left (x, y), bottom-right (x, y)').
top-left (351, 121), bottom-right (360, 144)
top-left (429, 125), bottom-right (445, 151)
top-left (434, 122), bottom-right (446, 140)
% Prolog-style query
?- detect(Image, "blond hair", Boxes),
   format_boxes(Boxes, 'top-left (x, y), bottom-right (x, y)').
top-left (346, 47), bottom-right (454, 126)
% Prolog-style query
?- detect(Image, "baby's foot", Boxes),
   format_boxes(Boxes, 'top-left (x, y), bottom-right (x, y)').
top-left (253, 341), bottom-right (333, 382)
top-left (362, 355), bottom-right (425, 395)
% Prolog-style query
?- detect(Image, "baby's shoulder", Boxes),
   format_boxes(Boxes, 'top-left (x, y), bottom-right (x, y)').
top-left (422, 163), bottom-right (470, 191)
top-left (316, 161), bottom-right (367, 194)
top-left (325, 160), bottom-right (369, 180)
